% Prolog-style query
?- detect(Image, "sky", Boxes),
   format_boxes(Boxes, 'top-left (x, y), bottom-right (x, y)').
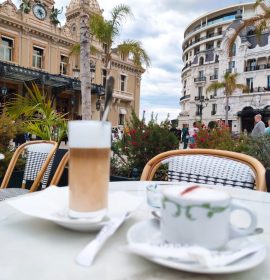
top-left (11, 0), bottom-right (245, 122)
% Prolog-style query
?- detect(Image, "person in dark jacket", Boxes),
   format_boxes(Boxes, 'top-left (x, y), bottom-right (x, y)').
top-left (181, 124), bottom-right (189, 149)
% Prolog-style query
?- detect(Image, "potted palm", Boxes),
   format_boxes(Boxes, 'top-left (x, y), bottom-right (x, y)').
top-left (6, 83), bottom-right (68, 186)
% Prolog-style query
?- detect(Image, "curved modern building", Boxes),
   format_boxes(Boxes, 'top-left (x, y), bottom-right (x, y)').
top-left (179, 2), bottom-right (270, 132)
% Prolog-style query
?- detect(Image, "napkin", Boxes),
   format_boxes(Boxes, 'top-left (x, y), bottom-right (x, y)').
top-left (6, 186), bottom-right (143, 222)
top-left (128, 238), bottom-right (266, 268)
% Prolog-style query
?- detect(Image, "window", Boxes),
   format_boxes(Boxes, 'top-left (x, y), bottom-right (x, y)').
top-left (216, 41), bottom-right (221, 48)
top-left (214, 68), bottom-right (218, 76)
top-left (60, 55), bottom-right (68, 75)
top-left (183, 80), bottom-right (187, 88)
top-left (228, 61), bottom-right (235, 70)
top-left (118, 108), bottom-right (127, 125)
top-left (199, 57), bottom-right (204, 65)
top-left (102, 69), bottom-right (107, 87)
top-left (32, 46), bottom-right (43, 68)
top-left (206, 42), bottom-right (214, 50)
top-left (0, 36), bottom-right (13, 61)
top-left (246, 78), bottom-right (254, 92)
top-left (198, 70), bottom-right (204, 78)
top-left (198, 86), bottom-right (203, 98)
top-left (232, 43), bottom-right (236, 56)
top-left (211, 104), bottom-right (217, 115)
top-left (217, 27), bottom-right (222, 35)
top-left (120, 75), bottom-right (126, 92)
top-left (215, 55), bottom-right (219, 62)
top-left (247, 59), bottom-right (256, 71)
top-left (267, 76), bottom-right (270, 90)
top-left (196, 104), bottom-right (201, 116)
top-left (194, 46), bottom-right (200, 55)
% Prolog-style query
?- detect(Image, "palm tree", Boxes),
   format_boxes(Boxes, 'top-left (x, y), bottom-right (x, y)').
top-left (79, 0), bottom-right (91, 120)
top-left (227, 0), bottom-right (270, 56)
top-left (206, 72), bottom-right (247, 125)
top-left (71, 4), bottom-right (150, 77)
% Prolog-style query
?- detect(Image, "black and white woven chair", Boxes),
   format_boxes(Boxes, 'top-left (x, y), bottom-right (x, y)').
top-left (0, 140), bottom-right (58, 201)
top-left (140, 149), bottom-right (267, 191)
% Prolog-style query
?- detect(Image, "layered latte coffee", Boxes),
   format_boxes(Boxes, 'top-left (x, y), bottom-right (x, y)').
top-left (68, 121), bottom-right (111, 219)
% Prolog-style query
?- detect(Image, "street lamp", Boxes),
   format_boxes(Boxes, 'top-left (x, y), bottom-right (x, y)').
top-left (194, 96), bottom-right (209, 122)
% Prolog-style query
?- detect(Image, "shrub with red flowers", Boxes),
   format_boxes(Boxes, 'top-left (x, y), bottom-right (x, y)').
top-left (194, 122), bottom-right (237, 150)
top-left (111, 111), bottom-right (179, 178)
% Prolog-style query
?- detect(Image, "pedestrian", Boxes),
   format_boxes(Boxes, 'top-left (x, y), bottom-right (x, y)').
top-left (265, 119), bottom-right (270, 135)
top-left (251, 114), bottom-right (265, 137)
top-left (181, 124), bottom-right (189, 149)
top-left (188, 121), bottom-right (199, 148)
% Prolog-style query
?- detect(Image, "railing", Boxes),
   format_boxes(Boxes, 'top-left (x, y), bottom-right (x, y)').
top-left (194, 76), bottom-right (206, 82)
top-left (210, 74), bottom-right (218, 80)
top-left (180, 94), bottom-right (190, 101)
top-left (183, 32), bottom-right (223, 50)
top-left (245, 64), bottom-right (270, 72)
top-left (211, 110), bottom-right (217, 115)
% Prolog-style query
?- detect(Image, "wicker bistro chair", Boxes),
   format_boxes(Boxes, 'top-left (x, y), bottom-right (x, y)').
top-left (0, 140), bottom-right (58, 201)
top-left (49, 151), bottom-right (69, 186)
top-left (140, 149), bottom-right (267, 192)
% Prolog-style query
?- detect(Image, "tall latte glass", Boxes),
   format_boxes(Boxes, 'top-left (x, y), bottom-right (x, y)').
top-left (68, 121), bottom-right (111, 220)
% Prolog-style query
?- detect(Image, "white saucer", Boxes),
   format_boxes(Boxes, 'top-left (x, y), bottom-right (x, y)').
top-left (6, 187), bottom-right (143, 232)
top-left (127, 219), bottom-right (266, 274)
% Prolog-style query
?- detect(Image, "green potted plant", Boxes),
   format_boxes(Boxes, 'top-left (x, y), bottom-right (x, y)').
top-left (5, 83), bottom-right (68, 186)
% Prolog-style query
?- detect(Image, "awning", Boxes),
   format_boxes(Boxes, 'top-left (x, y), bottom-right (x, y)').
top-left (119, 108), bottom-right (127, 114)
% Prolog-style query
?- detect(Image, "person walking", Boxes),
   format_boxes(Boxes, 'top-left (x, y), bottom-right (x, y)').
top-left (251, 114), bottom-right (265, 137)
top-left (181, 124), bottom-right (189, 149)
top-left (265, 119), bottom-right (270, 135)
top-left (188, 121), bottom-right (199, 148)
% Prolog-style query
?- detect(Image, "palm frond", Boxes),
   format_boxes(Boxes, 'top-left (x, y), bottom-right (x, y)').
top-left (111, 4), bottom-right (133, 31)
top-left (227, 11), bottom-right (270, 57)
top-left (117, 40), bottom-right (151, 68)
top-left (6, 83), bottom-right (67, 142)
top-left (70, 44), bottom-right (80, 56)
top-left (206, 82), bottom-right (225, 93)
top-left (90, 14), bottom-right (113, 45)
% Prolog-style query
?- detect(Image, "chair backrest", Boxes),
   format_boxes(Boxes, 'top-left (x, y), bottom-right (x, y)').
top-left (140, 149), bottom-right (267, 191)
top-left (49, 151), bottom-right (69, 186)
top-left (1, 140), bottom-right (58, 192)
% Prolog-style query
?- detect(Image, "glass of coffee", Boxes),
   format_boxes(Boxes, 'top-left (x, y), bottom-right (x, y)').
top-left (68, 120), bottom-right (111, 220)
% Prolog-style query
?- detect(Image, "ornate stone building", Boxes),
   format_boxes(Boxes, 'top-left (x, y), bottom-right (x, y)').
top-left (179, 2), bottom-right (270, 133)
top-left (0, 0), bottom-right (144, 126)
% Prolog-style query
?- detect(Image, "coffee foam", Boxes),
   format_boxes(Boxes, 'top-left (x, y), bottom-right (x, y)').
top-left (69, 121), bottom-right (111, 148)
top-left (164, 186), bottom-right (229, 201)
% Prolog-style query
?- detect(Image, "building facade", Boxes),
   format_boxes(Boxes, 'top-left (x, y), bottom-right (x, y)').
top-left (179, 2), bottom-right (270, 133)
top-left (0, 0), bottom-right (143, 126)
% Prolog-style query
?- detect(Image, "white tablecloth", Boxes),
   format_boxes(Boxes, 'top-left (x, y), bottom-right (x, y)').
top-left (0, 181), bottom-right (270, 280)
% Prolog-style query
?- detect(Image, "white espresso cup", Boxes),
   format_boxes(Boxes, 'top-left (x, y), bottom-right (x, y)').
top-left (68, 120), bottom-right (111, 220)
top-left (160, 186), bottom-right (257, 249)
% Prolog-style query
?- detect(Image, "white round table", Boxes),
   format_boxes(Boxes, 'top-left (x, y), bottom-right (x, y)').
top-left (0, 181), bottom-right (269, 280)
